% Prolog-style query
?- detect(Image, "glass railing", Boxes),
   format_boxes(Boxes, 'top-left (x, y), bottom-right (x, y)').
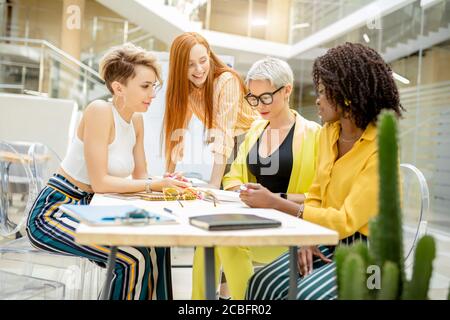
top-left (0, 2), bottom-right (159, 75)
top-left (82, 16), bottom-right (138, 66)
top-left (317, 0), bottom-right (450, 70)
top-left (0, 37), bottom-right (109, 109)
top-left (290, 0), bottom-right (375, 44)
top-left (163, 0), bottom-right (377, 43)
top-left (80, 16), bottom-right (160, 70)
top-left (398, 80), bottom-right (450, 231)
top-left (0, 1), bottom-right (159, 108)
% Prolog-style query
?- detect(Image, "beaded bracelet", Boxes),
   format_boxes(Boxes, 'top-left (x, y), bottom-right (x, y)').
top-left (296, 204), bottom-right (305, 219)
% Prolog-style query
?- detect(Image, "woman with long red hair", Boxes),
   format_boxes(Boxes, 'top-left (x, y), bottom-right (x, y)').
top-left (163, 32), bottom-right (259, 187)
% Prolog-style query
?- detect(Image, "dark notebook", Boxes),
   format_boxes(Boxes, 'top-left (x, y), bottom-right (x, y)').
top-left (189, 214), bottom-right (281, 231)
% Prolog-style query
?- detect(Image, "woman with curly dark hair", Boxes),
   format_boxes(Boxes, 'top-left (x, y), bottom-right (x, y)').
top-left (242, 42), bottom-right (404, 300)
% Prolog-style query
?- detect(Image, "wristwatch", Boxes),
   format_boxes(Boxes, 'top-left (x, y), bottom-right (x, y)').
top-left (280, 193), bottom-right (287, 199)
top-left (145, 180), bottom-right (153, 193)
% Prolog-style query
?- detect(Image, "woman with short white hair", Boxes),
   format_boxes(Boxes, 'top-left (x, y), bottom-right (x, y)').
top-left (191, 57), bottom-right (321, 300)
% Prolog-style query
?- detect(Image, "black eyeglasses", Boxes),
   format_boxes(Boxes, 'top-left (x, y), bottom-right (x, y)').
top-left (244, 86), bottom-right (284, 107)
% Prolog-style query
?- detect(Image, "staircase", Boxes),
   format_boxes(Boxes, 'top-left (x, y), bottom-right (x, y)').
top-left (0, 37), bottom-right (109, 109)
top-left (384, 23), bottom-right (450, 62)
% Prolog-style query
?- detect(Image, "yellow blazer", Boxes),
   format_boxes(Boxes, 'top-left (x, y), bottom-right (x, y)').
top-left (222, 109), bottom-right (321, 194)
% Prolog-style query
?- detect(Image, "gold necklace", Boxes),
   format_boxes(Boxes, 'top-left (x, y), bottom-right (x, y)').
top-left (339, 135), bottom-right (359, 143)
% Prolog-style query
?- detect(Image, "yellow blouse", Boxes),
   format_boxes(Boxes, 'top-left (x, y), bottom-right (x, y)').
top-left (222, 109), bottom-right (321, 194)
top-left (303, 120), bottom-right (379, 239)
top-left (187, 71), bottom-right (259, 158)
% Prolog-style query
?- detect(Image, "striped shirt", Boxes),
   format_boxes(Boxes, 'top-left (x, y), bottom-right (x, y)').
top-left (186, 71), bottom-right (259, 158)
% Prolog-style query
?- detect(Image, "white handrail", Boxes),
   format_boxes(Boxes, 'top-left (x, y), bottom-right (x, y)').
top-left (0, 36), bottom-right (103, 81)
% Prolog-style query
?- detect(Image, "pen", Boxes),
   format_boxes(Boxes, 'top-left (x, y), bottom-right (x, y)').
top-left (163, 207), bottom-right (173, 214)
top-left (101, 216), bottom-right (118, 221)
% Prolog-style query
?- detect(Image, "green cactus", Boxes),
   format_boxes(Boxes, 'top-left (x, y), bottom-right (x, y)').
top-left (368, 217), bottom-right (381, 265)
top-left (377, 262), bottom-right (399, 300)
top-left (402, 235), bottom-right (436, 300)
top-left (375, 111), bottom-right (405, 290)
top-left (336, 111), bottom-right (437, 300)
top-left (351, 241), bottom-right (376, 299)
top-left (339, 253), bottom-right (367, 300)
top-left (352, 241), bottom-right (371, 266)
top-left (334, 245), bottom-right (352, 298)
top-left (335, 242), bottom-right (372, 299)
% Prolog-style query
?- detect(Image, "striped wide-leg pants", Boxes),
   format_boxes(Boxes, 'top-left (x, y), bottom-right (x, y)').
top-left (245, 245), bottom-right (337, 300)
top-left (26, 174), bottom-right (168, 300)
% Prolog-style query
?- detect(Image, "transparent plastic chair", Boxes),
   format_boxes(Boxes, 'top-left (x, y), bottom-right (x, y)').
top-left (0, 140), bottom-right (105, 299)
top-left (400, 163), bottom-right (429, 269)
top-left (0, 140), bottom-right (38, 237)
top-left (0, 269), bottom-right (65, 300)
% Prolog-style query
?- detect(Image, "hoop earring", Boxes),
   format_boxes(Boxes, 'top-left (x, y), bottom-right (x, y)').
top-left (120, 95), bottom-right (127, 111)
top-left (114, 95), bottom-right (127, 111)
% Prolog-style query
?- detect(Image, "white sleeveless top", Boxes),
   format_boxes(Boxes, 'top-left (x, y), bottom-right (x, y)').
top-left (61, 106), bottom-right (136, 185)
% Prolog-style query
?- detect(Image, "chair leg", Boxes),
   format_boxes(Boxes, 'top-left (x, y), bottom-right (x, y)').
top-left (78, 258), bottom-right (86, 300)
top-left (165, 247), bottom-right (173, 300)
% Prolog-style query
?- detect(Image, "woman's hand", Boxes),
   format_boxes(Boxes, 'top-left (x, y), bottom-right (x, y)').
top-left (163, 171), bottom-right (190, 182)
top-left (239, 183), bottom-right (277, 208)
top-left (150, 177), bottom-right (192, 192)
top-left (297, 246), bottom-right (332, 276)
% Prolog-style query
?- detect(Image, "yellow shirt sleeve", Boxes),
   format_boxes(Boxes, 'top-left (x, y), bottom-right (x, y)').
top-left (303, 152), bottom-right (378, 239)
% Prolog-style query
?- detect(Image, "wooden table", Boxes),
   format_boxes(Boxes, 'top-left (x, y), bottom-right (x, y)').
top-left (0, 151), bottom-right (51, 164)
top-left (75, 194), bottom-right (339, 300)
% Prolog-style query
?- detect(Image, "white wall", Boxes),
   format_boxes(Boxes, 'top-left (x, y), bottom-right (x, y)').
top-left (0, 93), bottom-right (78, 159)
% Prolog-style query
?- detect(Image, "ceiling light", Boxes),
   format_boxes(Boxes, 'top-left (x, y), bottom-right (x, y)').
top-left (292, 23), bottom-right (310, 29)
top-left (393, 72), bottom-right (410, 84)
top-left (363, 33), bottom-right (370, 43)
